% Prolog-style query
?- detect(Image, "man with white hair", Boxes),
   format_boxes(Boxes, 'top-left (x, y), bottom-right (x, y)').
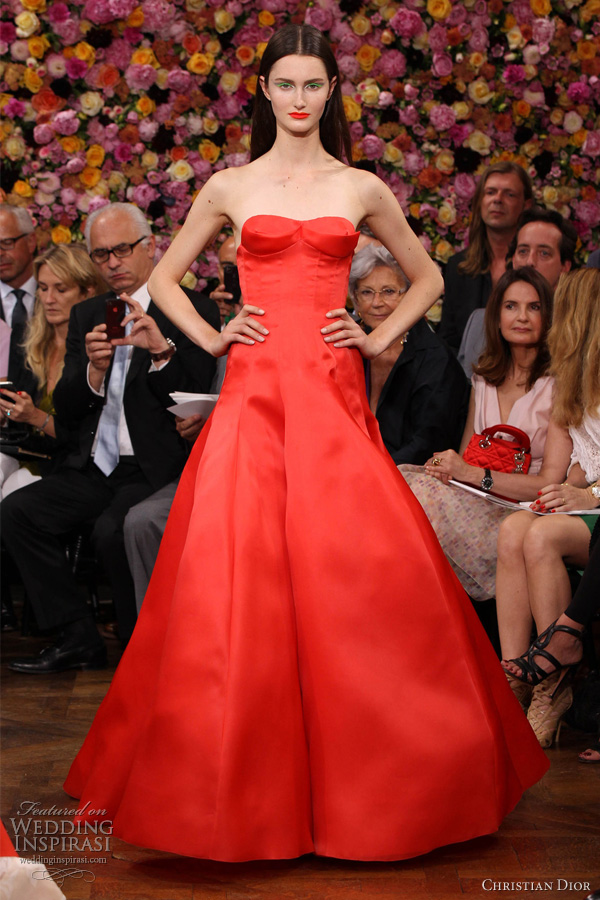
top-left (0, 205), bottom-right (38, 391)
top-left (2, 202), bottom-right (220, 671)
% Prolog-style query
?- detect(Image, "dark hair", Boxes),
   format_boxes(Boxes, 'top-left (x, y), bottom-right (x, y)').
top-left (473, 266), bottom-right (553, 391)
top-left (458, 162), bottom-right (533, 277)
top-left (250, 24), bottom-right (352, 164)
top-left (507, 206), bottom-right (578, 265)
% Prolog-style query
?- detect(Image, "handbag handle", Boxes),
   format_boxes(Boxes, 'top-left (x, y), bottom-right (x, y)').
top-left (480, 424), bottom-right (531, 452)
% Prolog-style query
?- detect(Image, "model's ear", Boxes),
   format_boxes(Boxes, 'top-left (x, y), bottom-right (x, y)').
top-left (259, 75), bottom-right (271, 101)
top-left (327, 76), bottom-right (336, 100)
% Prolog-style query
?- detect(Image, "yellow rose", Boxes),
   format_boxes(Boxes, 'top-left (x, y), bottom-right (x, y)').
top-left (240, 132), bottom-right (251, 152)
top-left (51, 225), bottom-right (72, 244)
top-left (60, 136), bottom-right (84, 154)
top-left (380, 28), bottom-right (395, 45)
top-left (108, 171), bottom-right (127, 192)
top-left (12, 180), bottom-right (34, 198)
top-left (244, 74), bottom-right (257, 96)
top-left (180, 270), bottom-right (198, 291)
top-left (465, 129), bottom-right (492, 154)
top-left (27, 34), bottom-right (50, 58)
top-left (433, 240), bottom-right (454, 264)
top-left (15, 11), bottom-right (40, 37)
top-left (571, 128), bottom-right (587, 147)
top-left (255, 42), bottom-right (268, 60)
top-left (435, 149), bottom-right (455, 174)
top-left (351, 14), bottom-right (372, 36)
top-left (413, 31), bottom-right (428, 51)
top-left (131, 47), bottom-right (159, 68)
top-left (202, 116), bottom-right (219, 135)
top-left (136, 95), bottom-right (156, 117)
top-left (468, 77), bottom-right (494, 104)
top-left (530, 0), bottom-right (551, 14)
top-left (452, 100), bottom-right (471, 120)
top-left (220, 71), bottom-right (242, 95)
top-left (469, 52), bottom-right (485, 70)
top-left (185, 0), bottom-right (204, 9)
top-left (549, 108), bottom-right (564, 126)
top-left (90, 180), bottom-right (109, 198)
top-left (383, 143), bottom-right (404, 166)
top-left (3, 134), bottom-right (26, 161)
top-left (507, 26), bottom-right (525, 50)
top-left (79, 91), bottom-right (103, 116)
top-left (357, 78), bottom-right (380, 106)
top-left (79, 166), bottom-right (102, 188)
top-left (86, 144), bottom-right (105, 167)
top-left (342, 95), bottom-right (362, 122)
top-left (156, 68), bottom-right (169, 90)
top-left (205, 39), bottom-right (222, 56)
top-left (437, 202), bottom-right (457, 226)
top-left (187, 52), bottom-right (214, 76)
top-left (409, 203), bottom-right (421, 219)
top-left (427, 0), bottom-right (452, 20)
top-left (214, 8), bottom-right (235, 33)
top-left (577, 40), bottom-right (597, 60)
top-left (542, 185), bottom-right (559, 205)
top-left (199, 139), bottom-right (220, 164)
top-left (23, 68), bottom-right (44, 93)
top-left (127, 7), bottom-right (145, 27)
top-left (141, 149), bottom-right (159, 169)
top-left (258, 10), bottom-right (275, 26)
top-left (21, 0), bottom-right (46, 10)
top-left (382, 6), bottom-right (396, 19)
top-left (356, 44), bottom-right (381, 72)
top-left (74, 42), bottom-right (95, 64)
top-left (581, 0), bottom-right (600, 21)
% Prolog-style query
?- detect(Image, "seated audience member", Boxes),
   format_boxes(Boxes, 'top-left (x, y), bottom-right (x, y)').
top-left (349, 245), bottom-right (468, 464)
top-left (399, 267), bottom-right (572, 602)
top-left (496, 269), bottom-right (600, 748)
top-left (438, 162), bottom-right (532, 353)
top-left (208, 234), bottom-right (243, 392)
top-left (587, 249), bottom-right (600, 268)
top-left (0, 205), bottom-right (38, 394)
top-left (1, 202), bottom-right (219, 671)
top-left (458, 207), bottom-right (577, 378)
top-left (0, 244), bottom-right (108, 498)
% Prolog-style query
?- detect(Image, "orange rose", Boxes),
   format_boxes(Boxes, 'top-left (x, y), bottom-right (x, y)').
top-left (23, 69), bottom-right (44, 93)
top-left (74, 42), bottom-right (95, 63)
top-left (31, 86), bottom-right (61, 114)
top-left (12, 180), bottom-right (34, 198)
top-left (427, 0), bottom-right (452, 20)
top-left (581, 185), bottom-right (597, 202)
top-left (582, 57), bottom-right (600, 76)
top-left (577, 40), bottom-right (597, 61)
top-left (244, 75), bottom-right (257, 95)
top-left (21, 0), bottom-right (46, 11)
top-left (570, 129), bottom-right (587, 147)
top-left (127, 6), bottom-right (145, 27)
top-left (131, 47), bottom-right (159, 67)
top-left (530, 0), bottom-right (551, 15)
top-left (61, 136), bottom-right (84, 154)
top-left (119, 124), bottom-right (140, 144)
top-left (199, 139), bottom-right (220, 164)
top-left (182, 33), bottom-right (202, 55)
top-left (409, 203), bottom-right (421, 219)
top-left (187, 52), bottom-right (214, 75)
top-left (136, 95), bottom-right (156, 117)
top-left (170, 146), bottom-right (188, 161)
top-left (92, 64), bottom-right (118, 89)
top-left (258, 10), bottom-right (275, 26)
top-left (447, 28), bottom-right (463, 47)
top-left (393, 132), bottom-right (413, 151)
top-left (51, 225), bottom-right (72, 244)
top-left (494, 113), bottom-right (513, 132)
top-left (417, 166), bottom-right (443, 189)
top-left (235, 45), bottom-right (255, 67)
top-left (513, 99), bottom-right (531, 119)
top-left (355, 44), bottom-right (381, 72)
top-left (226, 123), bottom-right (242, 141)
top-left (581, 0), bottom-right (600, 22)
top-left (86, 144), bottom-right (105, 167)
top-left (79, 167), bottom-right (101, 189)
top-left (343, 95), bottom-right (362, 122)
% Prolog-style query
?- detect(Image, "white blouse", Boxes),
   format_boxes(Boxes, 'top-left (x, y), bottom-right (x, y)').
top-left (570, 405), bottom-right (600, 482)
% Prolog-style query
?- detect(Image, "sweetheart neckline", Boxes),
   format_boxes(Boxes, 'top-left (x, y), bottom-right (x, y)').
top-left (242, 214), bottom-right (358, 233)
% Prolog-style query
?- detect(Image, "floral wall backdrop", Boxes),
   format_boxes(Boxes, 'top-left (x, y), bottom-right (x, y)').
top-left (1, 0), bottom-right (599, 287)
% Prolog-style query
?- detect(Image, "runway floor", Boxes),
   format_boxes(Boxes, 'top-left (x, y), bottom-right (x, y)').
top-left (2, 622), bottom-right (599, 900)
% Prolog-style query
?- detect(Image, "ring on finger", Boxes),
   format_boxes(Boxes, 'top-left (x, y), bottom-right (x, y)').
top-left (432, 457), bottom-right (442, 466)
top-left (6, 409), bottom-right (11, 417)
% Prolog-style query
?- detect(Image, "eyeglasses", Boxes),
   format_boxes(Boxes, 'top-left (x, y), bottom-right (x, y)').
top-left (90, 237), bottom-right (146, 265)
top-left (357, 288), bottom-right (405, 302)
top-left (0, 233), bottom-right (28, 251)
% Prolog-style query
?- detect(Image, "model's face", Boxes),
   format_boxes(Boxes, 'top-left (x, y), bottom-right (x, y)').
top-left (354, 266), bottom-right (407, 330)
top-left (499, 280), bottom-right (543, 348)
top-left (261, 55), bottom-right (335, 133)
top-left (480, 173), bottom-right (527, 233)
top-left (89, 213), bottom-right (155, 295)
top-left (37, 263), bottom-right (90, 327)
top-left (0, 211), bottom-right (36, 287)
top-left (512, 221), bottom-right (570, 290)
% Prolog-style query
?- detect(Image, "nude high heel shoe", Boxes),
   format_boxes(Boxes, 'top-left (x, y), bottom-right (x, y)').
top-left (527, 670), bottom-right (573, 749)
top-left (505, 671), bottom-right (533, 713)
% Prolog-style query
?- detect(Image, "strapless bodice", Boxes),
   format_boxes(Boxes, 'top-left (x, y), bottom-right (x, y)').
top-left (240, 215), bottom-right (359, 258)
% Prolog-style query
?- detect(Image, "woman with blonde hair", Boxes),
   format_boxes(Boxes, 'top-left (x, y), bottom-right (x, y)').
top-left (499, 267), bottom-right (600, 748)
top-left (0, 243), bottom-right (107, 497)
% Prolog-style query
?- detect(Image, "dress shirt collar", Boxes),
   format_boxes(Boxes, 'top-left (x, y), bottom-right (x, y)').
top-left (0, 276), bottom-right (37, 316)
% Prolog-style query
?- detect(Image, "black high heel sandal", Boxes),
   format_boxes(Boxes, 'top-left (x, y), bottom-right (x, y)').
top-left (503, 619), bottom-right (584, 688)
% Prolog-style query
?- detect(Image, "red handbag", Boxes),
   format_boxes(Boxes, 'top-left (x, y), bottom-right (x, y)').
top-left (462, 424), bottom-right (532, 475)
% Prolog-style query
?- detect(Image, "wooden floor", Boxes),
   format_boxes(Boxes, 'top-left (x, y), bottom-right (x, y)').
top-left (2, 626), bottom-right (599, 900)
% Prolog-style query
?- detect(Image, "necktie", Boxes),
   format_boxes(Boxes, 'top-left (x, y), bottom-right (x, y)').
top-left (11, 289), bottom-right (27, 328)
top-left (94, 314), bottom-right (131, 477)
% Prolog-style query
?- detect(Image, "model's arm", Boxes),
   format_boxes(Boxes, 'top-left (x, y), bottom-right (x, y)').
top-left (322, 174), bottom-right (444, 359)
top-left (147, 171), bottom-right (268, 357)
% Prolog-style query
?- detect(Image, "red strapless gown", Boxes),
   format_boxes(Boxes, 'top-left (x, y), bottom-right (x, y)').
top-left (64, 216), bottom-right (548, 862)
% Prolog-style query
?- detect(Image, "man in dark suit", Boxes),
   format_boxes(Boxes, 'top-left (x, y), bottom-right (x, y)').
top-left (0, 205), bottom-right (38, 393)
top-left (2, 202), bottom-right (220, 672)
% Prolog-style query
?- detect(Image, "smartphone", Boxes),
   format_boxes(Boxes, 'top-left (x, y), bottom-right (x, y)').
top-left (223, 263), bottom-right (242, 306)
top-left (0, 381), bottom-right (16, 403)
top-left (105, 296), bottom-right (126, 340)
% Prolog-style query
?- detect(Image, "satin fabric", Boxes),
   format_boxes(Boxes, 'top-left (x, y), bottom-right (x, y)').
top-left (64, 216), bottom-right (548, 862)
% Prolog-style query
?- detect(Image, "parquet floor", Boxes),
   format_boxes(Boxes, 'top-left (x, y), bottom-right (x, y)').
top-left (2, 627), bottom-right (599, 900)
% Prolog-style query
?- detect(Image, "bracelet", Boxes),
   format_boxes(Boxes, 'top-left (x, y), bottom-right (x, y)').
top-left (586, 480), bottom-right (600, 505)
top-left (37, 412), bottom-right (51, 433)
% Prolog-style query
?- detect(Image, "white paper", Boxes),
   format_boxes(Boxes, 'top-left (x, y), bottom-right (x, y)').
top-left (449, 479), bottom-right (600, 515)
top-left (167, 393), bottom-right (218, 418)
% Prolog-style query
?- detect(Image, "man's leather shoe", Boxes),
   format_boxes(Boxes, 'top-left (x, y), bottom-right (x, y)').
top-left (8, 640), bottom-right (107, 674)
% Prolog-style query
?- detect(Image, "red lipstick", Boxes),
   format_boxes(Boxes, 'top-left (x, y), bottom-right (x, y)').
top-left (289, 112), bottom-right (309, 119)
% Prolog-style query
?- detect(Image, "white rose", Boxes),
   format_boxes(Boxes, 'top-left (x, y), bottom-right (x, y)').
top-left (15, 11), bottom-right (40, 38)
top-left (167, 160), bottom-right (194, 182)
top-left (383, 143), bottom-right (404, 167)
top-left (507, 26), bottom-right (525, 50)
top-left (79, 92), bottom-right (104, 116)
top-left (219, 71), bottom-right (242, 95)
top-left (437, 203), bottom-right (457, 226)
top-left (465, 130), bottom-right (492, 154)
top-left (563, 110), bottom-right (583, 134)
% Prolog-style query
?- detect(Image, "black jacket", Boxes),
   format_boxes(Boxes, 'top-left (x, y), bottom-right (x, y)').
top-left (53, 288), bottom-right (219, 490)
top-left (437, 250), bottom-right (492, 353)
top-left (367, 317), bottom-right (469, 465)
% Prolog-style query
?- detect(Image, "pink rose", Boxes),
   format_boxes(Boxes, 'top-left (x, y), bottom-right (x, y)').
top-left (337, 53), bottom-right (360, 79)
top-left (511, 0), bottom-right (534, 24)
top-left (448, 4), bottom-right (467, 26)
top-left (428, 24), bottom-right (448, 52)
top-left (432, 52), bottom-right (453, 78)
top-left (189, 155), bottom-right (213, 180)
top-left (389, 9), bottom-right (424, 40)
top-left (362, 135), bottom-right (384, 160)
top-left (53, 19), bottom-right (82, 45)
top-left (167, 68), bottom-right (193, 93)
top-left (66, 156), bottom-right (86, 173)
top-left (34, 123), bottom-right (55, 145)
top-left (132, 184), bottom-right (159, 209)
top-left (449, 124), bottom-right (472, 146)
top-left (338, 32), bottom-right (362, 53)
top-left (53, 111), bottom-right (80, 136)
top-left (138, 119), bottom-right (159, 141)
top-left (66, 57), bottom-right (88, 80)
top-left (82, 0), bottom-right (113, 24)
top-left (453, 173), bottom-right (477, 201)
top-left (304, 6), bottom-right (334, 31)
top-left (114, 143), bottom-right (133, 163)
top-left (468, 29), bottom-right (489, 53)
top-left (376, 49), bottom-right (407, 79)
top-left (403, 151), bottom-right (425, 175)
top-left (11, 42), bottom-right (29, 62)
top-left (504, 64), bottom-right (526, 85)
top-left (575, 201), bottom-right (600, 228)
top-left (47, 2), bottom-right (70, 23)
top-left (108, 0), bottom-right (138, 19)
top-left (0, 23), bottom-right (16, 43)
top-left (87, 197), bottom-right (111, 215)
top-left (399, 105), bottom-right (419, 127)
top-left (104, 38), bottom-right (131, 68)
top-left (429, 104), bottom-right (456, 132)
top-left (141, 0), bottom-right (174, 32)
top-left (3, 98), bottom-right (26, 119)
top-left (224, 152), bottom-right (250, 168)
top-left (567, 82), bottom-right (592, 103)
top-left (349, 121), bottom-right (364, 141)
top-left (378, 91), bottom-right (394, 108)
top-left (583, 131), bottom-right (600, 158)
top-left (125, 64), bottom-right (157, 91)
top-left (532, 18), bottom-right (555, 46)
top-left (61, 188), bottom-right (78, 206)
